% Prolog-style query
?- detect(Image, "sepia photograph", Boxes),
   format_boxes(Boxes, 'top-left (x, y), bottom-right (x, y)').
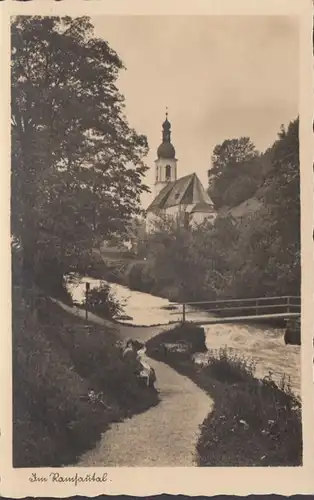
top-left (11, 12), bottom-right (303, 469)
top-left (3, 0), bottom-right (313, 493)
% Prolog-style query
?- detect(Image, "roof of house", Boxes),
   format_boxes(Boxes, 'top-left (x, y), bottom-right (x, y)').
top-left (147, 173), bottom-right (214, 212)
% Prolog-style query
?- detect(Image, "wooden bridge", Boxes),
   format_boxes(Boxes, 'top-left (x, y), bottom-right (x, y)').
top-left (177, 295), bottom-right (301, 325)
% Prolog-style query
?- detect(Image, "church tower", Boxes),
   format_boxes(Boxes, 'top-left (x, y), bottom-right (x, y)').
top-left (154, 111), bottom-right (177, 196)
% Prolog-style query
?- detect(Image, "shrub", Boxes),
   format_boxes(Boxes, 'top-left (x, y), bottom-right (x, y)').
top-left (204, 346), bottom-right (257, 383)
top-left (197, 349), bottom-right (302, 466)
top-left (147, 324), bottom-right (302, 466)
top-left (126, 261), bottom-right (155, 292)
top-left (197, 370), bottom-right (302, 466)
top-left (87, 282), bottom-right (123, 319)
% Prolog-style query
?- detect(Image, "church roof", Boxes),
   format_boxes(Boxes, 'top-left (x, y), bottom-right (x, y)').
top-left (147, 173), bottom-right (214, 212)
top-left (190, 202), bottom-right (216, 213)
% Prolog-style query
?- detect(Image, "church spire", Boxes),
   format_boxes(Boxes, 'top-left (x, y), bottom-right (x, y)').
top-left (157, 108), bottom-right (175, 160)
top-left (154, 107), bottom-right (178, 195)
top-left (162, 107), bottom-right (171, 143)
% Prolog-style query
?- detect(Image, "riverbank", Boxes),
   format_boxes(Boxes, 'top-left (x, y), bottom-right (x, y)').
top-left (66, 275), bottom-right (300, 393)
top-left (13, 287), bottom-right (159, 467)
top-left (146, 324), bottom-right (302, 466)
top-left (84, 260), bottom-right (294, 330)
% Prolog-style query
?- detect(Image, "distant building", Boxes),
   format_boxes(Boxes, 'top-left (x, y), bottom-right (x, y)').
top-left (146, 112), bottom-right (216, 233)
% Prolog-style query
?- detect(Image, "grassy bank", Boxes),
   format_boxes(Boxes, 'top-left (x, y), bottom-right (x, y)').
top-left (146, 324), bottom-right (302, 466)
top-left (13, 286), bottom-right (159, 467)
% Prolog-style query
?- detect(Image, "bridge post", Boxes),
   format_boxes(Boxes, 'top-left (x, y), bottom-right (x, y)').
top-left (182, 303), bottom-right (186, 323)
top-left (255, 299), bottom-right (259, 316)
top-left (287, 296), bottom-right (290, 313)
top-left (85, 282), bottom-right (90, 321)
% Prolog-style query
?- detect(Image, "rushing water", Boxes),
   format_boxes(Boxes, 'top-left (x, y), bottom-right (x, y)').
top-left (198, 323), bottom-right (300, 396)
top-left (66, 274), bottom-right (214, 325)
top-left (66, 275), bottom-right (301, 396)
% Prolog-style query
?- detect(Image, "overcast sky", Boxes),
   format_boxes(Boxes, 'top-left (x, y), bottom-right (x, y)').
top-left (92, 15), bottom-right (299, 208)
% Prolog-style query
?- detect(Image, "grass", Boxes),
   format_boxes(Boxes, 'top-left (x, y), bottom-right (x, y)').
top-left (146, 328), bottom-right (302, 467)
top-left (13, 286), bottom-right (159, 467)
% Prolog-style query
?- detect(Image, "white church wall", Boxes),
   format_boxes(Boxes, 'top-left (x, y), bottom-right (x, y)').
top-left (164, 205), bottom-right (181, 218)
top-left (146, 205), bottom-right (185, 234)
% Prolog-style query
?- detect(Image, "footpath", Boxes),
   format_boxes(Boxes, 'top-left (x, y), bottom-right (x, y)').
top-left (52, 298), bottom-right (213, 466)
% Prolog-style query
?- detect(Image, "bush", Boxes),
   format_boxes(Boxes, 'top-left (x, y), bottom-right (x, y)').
top-left (125, 261), bottom-right (155, 292)
top-left (87, 282), bottom-right (123, 319)
top-left (197, 369), bottom-right (302, 466)
top-left (204, 346), bottom-right (257, 383)
top-left (147, 325), bottom-right (302, 466)
top-left (198, 348), bottom-right (302, 465)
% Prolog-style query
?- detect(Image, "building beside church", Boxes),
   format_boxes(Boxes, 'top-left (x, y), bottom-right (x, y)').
top-left (146, 113), bottom-right (216, 233)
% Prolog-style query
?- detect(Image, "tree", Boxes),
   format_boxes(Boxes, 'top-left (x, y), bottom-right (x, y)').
top-left (139, 119), bottom-right (300, 302)
top-left (262, 117), bottom-right (300, 294)
top-left (209, 137), bottom-right (258, 177)
top-left (263, 118), bottom-right (299, 232)
top-left (221, 118), bottom-right (300, 298)
top-left (11, 16), bottom-right (149, 291)
top-left (208, 137), bottom-right (259, 208)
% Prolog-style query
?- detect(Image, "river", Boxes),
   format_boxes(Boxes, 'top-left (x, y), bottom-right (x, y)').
top-left (66, 275), bottom-right (301, 397)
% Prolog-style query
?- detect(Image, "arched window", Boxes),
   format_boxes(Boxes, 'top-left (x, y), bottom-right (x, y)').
top-left (165, 164), bottom-right (171, 180)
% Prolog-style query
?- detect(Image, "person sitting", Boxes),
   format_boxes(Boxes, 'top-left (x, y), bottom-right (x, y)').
top-left (136, 346), bottom-right (156, 388)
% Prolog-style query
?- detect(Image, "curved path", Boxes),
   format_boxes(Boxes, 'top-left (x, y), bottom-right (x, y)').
top-left (52, 298), bottom-right (213, 466)
top-left (78, 357), bottom-right (212, 466)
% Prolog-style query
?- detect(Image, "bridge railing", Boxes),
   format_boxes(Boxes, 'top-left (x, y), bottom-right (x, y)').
top-left (176, 295), bottom-right (301, 323)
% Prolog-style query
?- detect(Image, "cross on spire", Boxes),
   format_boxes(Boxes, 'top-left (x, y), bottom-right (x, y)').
top-left (162, 108), bottom-right (171, 143)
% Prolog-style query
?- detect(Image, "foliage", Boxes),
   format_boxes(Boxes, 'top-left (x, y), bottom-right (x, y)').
top-left (204, 346), bottom-right (257, 383)
top-left (13, 288), bottom-right (158, 467)
top-left (208, 137), bottom-right (259, 208)
top-left (11, 16), bottom-right (149, 291)
top-left (131, 213), bottom-right (238, 302)
top-left (86, 282), bottom-right (123, 319)
top-left (210, 137), bottom-right (259, 176)
top-left (132, 117), bottom-right (300, 303)
top-left (147, 327), bottom-right (302, 466)
top-left (226, 118), bottom-right (300, 298)
top-left (196, 351), bottom-right (301, 466)
top-left (126, 260), bottom-right (155, 293)
top-left (221, 173), bottom-right (260, 207)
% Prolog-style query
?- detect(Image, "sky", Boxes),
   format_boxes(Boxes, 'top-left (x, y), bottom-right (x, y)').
top-left (92, 15), bottom-right (299, 208)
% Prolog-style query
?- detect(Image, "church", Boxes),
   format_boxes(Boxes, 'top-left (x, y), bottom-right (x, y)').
top-left (146, 113), bottom-right (216, 233)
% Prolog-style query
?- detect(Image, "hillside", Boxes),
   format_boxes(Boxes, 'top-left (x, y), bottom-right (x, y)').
top-left (13, 286), bottom-right (159, 467)
top-left (220, 196), bottom-right (263, 220)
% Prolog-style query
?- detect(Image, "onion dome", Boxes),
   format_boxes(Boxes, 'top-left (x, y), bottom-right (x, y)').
top-left (157, 111), bottom-right (176, 159)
